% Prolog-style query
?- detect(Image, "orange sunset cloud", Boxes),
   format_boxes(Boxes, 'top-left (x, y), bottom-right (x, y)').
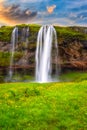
top-left (47, 5), bottom-right (56, 14)
top-left (0, 1), bottom-right (37, 25)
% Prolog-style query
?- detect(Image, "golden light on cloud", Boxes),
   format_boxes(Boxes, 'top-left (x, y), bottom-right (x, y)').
top-left (0, 0), bottom-right (38, 26)
top-left (47, 5), bottom-right (56, 14)
top-left (0, 15), bottom-right (18, 25)
top-left (0, 0), bottom-right (4, 3)
top-left (0, 2), bottom-right (37, 25)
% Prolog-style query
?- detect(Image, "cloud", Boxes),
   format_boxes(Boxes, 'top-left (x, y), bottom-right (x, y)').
top-left (77, 12), bottom-right (87, 19)
top-left (20, 0), bottom-right (43, 2)
top-left (0, 3), bottom-right (37, 25)
top-left (0, 0), bottom-right (5, 3)
top-left (20, 0), bottom-right (47, 3)
top-left (0, 0), bottom-right (87, 26)
top-left (47, 5), bottom-right (56, 14)
top-left (68, 10), bottom-right (87, 22)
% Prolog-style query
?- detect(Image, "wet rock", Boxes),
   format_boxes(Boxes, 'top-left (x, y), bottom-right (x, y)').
top-left (0, 28), bottom-right (87, 71)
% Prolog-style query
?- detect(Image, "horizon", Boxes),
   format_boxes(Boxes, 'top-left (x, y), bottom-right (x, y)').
top-left (0, 24), bottom-right (87, 28)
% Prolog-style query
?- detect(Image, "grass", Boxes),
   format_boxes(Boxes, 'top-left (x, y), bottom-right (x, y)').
top-left (55, 26), bottom-right (87, 42)
top-left (0, 78), bottom-right (87, 130)
top-left (0, 51), bottom-right (24, 67)
top-left (0, 24), bottom-right (87, 42)
top-left (60, 71), bottom-right (87, 82)
top-left (0, 26), bottom-right (13, 42)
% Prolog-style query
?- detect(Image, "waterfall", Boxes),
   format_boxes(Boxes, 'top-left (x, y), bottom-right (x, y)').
top-left (19, 27), bottom-right (29, 65)
top-left (9, 27), bottom-right (18, 80)
top-left (35, 25), bottom-right (58, 83)
top-left (21, 27), bottom-right (29, 47)
top-left (26, 27), bottom-right (29, 48)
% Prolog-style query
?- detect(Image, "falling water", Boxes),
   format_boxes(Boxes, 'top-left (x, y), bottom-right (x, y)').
top-left (35, 25), bottom-right (58, 83)
top-left (21, 27), bottom-right (29, 47)
top-left (26, 27), bottom-right (29, 48)
top-left (19, 27), bottom-right (29, 65)
top-left (9, 27), bottom-right (18, 80)
top-left (21, 27), bottom-right (26, 42)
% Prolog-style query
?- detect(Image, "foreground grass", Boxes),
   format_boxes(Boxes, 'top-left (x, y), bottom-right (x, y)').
top-left (60, 71), bottom-right (87, 82)
top-left (0, 81), bottom-right (87, 130)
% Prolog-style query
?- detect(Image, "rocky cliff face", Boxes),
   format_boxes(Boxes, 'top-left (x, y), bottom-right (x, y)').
top-left (0, 25), bottom-right (87, 72)
top-left (59, 40), bottom-right (87, 70)
top-left (0, 40), bottom-right (87, 72)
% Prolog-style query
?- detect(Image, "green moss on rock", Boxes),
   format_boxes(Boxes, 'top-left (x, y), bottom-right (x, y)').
top-left (0, 51), bottom-right (23, 67)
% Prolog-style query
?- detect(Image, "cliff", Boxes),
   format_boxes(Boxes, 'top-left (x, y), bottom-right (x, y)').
top-left (0, 24), bottom-right (87, 72)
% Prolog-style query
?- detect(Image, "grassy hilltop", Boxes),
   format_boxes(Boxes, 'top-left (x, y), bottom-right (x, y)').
top-left (0, 24), bottom-right (87, 42)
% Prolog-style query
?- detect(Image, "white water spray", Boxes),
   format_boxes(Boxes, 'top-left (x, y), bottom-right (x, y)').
top-left (26, 27), bottom-right (29, 48)
top-left (21, 27), bottom-right (29, 48)
top-left (9, 27), bottom-right (18, 80)
top-left (35, 25), bottom-right (58, 83)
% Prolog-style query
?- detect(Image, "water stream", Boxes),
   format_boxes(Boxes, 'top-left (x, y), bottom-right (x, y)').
top-left (35, 25), bottom-right (59, 83)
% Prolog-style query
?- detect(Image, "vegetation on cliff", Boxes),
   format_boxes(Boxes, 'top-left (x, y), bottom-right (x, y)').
top-left (0, 24), bottom-right (87, 42)
top-left (0, 52), bottom-right (24, 67)
top-left (0, 24), bottom-right (87, 70)
top-left (0, 26), bottom-right (13, 42)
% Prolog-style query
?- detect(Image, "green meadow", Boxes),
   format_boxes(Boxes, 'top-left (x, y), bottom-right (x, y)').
top-left (0, 76), bottom-right (87, 130)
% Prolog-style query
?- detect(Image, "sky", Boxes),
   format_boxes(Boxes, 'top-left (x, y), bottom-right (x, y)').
top-left (0, 0), bottom-right (87, 26)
